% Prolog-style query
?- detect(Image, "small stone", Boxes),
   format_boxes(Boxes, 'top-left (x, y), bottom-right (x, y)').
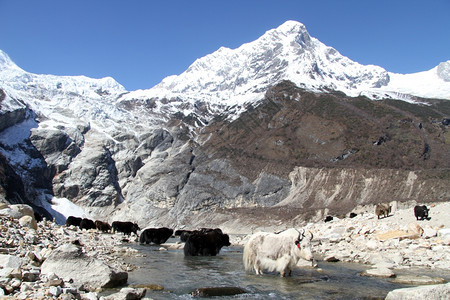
top-left (361, 267), bottom-right (395, 278)
top-left (80, 291), bottom-right (99, 300)
top-left (20, 282), bottom-right (33, 292)
top-left (324, 255), bottom-right (340, 262)
top-left (44, 279), bottom-right (64, 287)
top-left (22, 270), bottom-right (40, 282)
top-left (48, 285), bottom-right (62, 297)
top-left (10, 277), bottom-right (22, 289)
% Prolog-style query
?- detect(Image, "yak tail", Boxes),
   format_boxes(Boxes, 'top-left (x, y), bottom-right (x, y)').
top-left (243, 241), bottom-right (255, 272)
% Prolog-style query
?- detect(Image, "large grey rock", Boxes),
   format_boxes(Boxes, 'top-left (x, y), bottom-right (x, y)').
top-left (0, 254), bottom-right (23, 269)
top-left (40, 244), bottom-right (127, 291)
top-left (10, 204), bottom-right (35, 218)
top-left (30, 127), bottom-right (82, 175)
top-left (385, 283), bottom-right (450, 300)
top-left (53, 144), bottom-right (122, 207)
top-left (0, 204), bottom-right (35, 220)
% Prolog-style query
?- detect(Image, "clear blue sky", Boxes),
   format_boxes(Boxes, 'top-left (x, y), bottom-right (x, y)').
top-left (1, 0), bottom-right (449, 91)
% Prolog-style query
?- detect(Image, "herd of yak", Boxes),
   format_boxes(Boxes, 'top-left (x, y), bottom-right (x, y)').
top-left (65, 203), bottom-right (430, 256)
top-left (324, 204), bottom-right (430, 223)
top-left (63, 203), bottom-right (431, 277)
top-left (65, 216), bottom-right (230, 257)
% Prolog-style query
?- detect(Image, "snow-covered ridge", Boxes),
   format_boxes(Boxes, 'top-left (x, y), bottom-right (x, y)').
top-left (0, 50), bottom-right (126, 98)
top-left (0, 20), bottom-right (449, 132)
top-left (383, 63), bottom-right (450, 100)
top-left (122, 20), bottom-right (449, 104)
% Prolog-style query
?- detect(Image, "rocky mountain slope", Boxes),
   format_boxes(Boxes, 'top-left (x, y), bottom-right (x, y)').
top-left (0, 21), bottom-right (449, 227)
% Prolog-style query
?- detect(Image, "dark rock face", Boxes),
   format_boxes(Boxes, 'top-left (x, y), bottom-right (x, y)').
top-left (0, 153), bottom-right (28, 204)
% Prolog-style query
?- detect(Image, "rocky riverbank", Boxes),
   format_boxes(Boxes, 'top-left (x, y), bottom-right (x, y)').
top-left (1, 201), bottom-right (449, 299)
top-left (0, 204), bottom-right (142, 299)
top-left (229, 202), bottom-right (450, 272)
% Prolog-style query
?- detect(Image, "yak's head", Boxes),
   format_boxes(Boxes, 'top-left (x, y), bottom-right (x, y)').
top-left (294, 229), bottom-right (314, 261)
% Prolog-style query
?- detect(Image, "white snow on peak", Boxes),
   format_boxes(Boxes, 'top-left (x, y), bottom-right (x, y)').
top-left (0, 50), bottom-right (22, 72)
top-left (437, 60), bottom-right (450, 82)
top-left (1, 21), bottom-right (449, 134)
top-left (377, 61), bottom-right (450, 100)
top-left (122, 20), bottom-right (395, 107)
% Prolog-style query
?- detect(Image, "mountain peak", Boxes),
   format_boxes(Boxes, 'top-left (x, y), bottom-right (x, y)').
top-left (274, 20), bottom-right (307, 34)
top-left (437, 60), bottom-right (450, 82)
top-left (0, 50), bottom-right (22, 72)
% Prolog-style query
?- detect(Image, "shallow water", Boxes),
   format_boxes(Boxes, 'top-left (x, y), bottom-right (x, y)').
top-left (120, 239), bottom-right (449, 299)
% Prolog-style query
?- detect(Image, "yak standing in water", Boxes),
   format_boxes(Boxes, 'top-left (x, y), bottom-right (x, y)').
top-left (243, 228), bottom-right (314, 277)
top-left (139, 227), bottom-right (173, 244)
top-left (184, 229), bottom-right (230, 256)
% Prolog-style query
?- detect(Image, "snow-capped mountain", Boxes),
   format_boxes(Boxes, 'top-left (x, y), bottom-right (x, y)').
top-left (0, 50), bottom-right (165, 135)
top-left (1, 20), bottom-right (449, 131)
top-left (122, 20), bottom-right (449, 108)
top-left (0, 20), bottom-right (449, 226)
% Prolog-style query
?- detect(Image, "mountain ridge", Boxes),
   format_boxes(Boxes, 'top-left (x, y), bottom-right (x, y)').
top-left (121, 20), bottom-right (449, 106)
top-left (0, 21), bottom-right (449, 226)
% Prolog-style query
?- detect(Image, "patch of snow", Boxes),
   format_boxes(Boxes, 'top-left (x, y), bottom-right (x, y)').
top-left (0, 118), bottom-right (37, 146)
top-left (46, 197), bottom-right (88, 224)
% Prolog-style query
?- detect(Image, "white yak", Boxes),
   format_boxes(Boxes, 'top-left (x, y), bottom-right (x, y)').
top-left (243, 228), bottom-right (313, 277)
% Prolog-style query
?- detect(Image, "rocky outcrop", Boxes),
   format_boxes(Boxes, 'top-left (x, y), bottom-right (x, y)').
top-left (30, 127), bottom-right (82, 175)
top-left (0, 154), bottom-right (29, 205)
top-left (279, 167), bottom-right (449, 214)
top-left (53, 142), bottom-right (123, 207)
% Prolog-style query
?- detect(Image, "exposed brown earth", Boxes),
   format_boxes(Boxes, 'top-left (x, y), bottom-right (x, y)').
top-left (200, 81), bottom-right (450, 181)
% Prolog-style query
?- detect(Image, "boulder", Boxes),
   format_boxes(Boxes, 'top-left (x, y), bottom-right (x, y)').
top-left (10, 204), bottom-right (35, 218)
top-left (19, 215), bottom-right (37, 230)
top-left (102, 287), bottom-right (146, 300)
top-left (366, 239), bottom-right (378, 250)
top-left (408, 223), bottom-right (424, 236)
top-left (438, 228), bottom-right (450, 238)
top-left (422, 227), bottom-right (437, 239)
top-left (0, 207), bottom-right (22, 219)
top-left (40, 243), bottom-right (127, 291)
top-left (191, 287), bottom-right (248, 297)
top-left (385, 283), bottom-right (450, 300)
top-left (0, 254), bottom-right (23, 269)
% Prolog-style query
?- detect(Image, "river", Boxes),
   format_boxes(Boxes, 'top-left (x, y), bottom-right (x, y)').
top-left (117, 238), bottom-right (449, 299)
